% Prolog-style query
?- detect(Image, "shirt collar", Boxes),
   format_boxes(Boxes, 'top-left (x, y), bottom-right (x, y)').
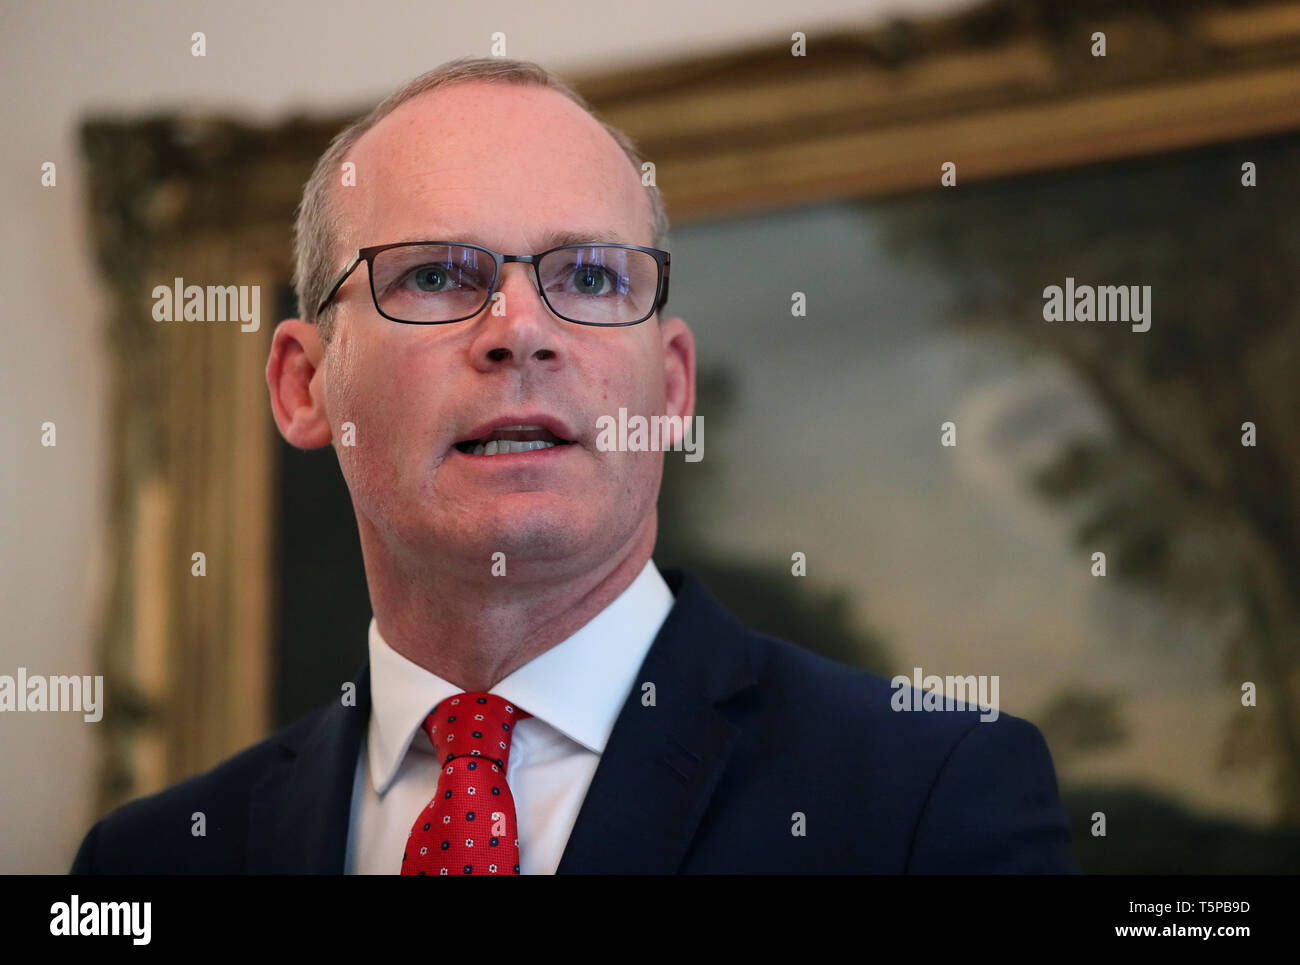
top-left (366, 558), bottom-right (675, 795)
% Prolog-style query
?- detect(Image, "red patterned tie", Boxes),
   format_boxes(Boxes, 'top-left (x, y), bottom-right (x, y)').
top-left (401, 692), bottom-right (530, 875)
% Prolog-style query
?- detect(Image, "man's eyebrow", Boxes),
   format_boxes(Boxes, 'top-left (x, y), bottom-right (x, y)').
top-left (535, 229), bottom-right (630, 249)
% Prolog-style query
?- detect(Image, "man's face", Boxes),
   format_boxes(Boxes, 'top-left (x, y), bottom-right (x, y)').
top-left (316, 81), bottom-right (693, 579)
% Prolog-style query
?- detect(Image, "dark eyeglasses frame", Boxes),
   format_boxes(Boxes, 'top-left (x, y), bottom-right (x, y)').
top-left (316, 240), bottom-right (671, 327)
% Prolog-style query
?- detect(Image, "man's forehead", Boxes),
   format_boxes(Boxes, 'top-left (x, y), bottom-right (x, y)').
top-left (384, 227), bottom-right (639, 249)
top-left (339, 82), bottom-right (651, 248)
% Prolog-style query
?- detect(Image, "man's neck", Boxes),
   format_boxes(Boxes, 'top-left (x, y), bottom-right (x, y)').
top-left (361, 519), bottom-right (657, 692)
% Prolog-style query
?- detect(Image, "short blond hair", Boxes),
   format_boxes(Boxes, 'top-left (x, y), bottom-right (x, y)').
top-left (292, 56), bottom-right (670, 345)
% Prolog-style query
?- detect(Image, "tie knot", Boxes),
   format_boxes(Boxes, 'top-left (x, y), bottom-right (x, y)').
top-left (422, 692), bottom-right (530, 772)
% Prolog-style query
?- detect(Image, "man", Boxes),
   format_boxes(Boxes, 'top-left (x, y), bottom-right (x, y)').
top-left (71, 56), bottom-right (1077, 874)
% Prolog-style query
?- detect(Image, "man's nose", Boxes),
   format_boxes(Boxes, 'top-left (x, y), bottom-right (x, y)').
top-left (470, 264), bottom-right (561, 367)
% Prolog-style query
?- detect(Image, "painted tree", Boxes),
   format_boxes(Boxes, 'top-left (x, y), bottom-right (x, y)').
top-left (875, 133), bottom-right (1300, 820)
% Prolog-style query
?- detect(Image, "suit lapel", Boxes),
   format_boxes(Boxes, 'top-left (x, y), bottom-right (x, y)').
top-left (556, 567), bottom-right (756, 873)
top-left (247, 662), bottom-right (371, 873)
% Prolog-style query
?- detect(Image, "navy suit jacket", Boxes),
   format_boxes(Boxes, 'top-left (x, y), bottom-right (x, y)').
top-left (71, 567), bottom-right (1078, 873)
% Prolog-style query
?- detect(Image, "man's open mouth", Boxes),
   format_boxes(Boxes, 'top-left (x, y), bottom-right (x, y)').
top-left (454, 425), bottom-right (576, 456)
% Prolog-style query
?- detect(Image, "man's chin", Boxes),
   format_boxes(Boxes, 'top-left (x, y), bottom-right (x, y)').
top-left (431, 501), bottom-right (596, 566)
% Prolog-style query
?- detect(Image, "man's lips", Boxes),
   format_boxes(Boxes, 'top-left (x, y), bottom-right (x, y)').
top-left (452, 415), bottom-right (578, 456)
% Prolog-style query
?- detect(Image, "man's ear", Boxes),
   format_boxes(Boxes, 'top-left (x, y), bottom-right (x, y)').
top-left (266, 319), bottom-right (333, 449)
top-left (660, 315), bottom-right (695, 423)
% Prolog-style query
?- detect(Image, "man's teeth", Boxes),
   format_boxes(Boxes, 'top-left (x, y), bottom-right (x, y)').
top-left (472, 439), bottom-right (558, 456)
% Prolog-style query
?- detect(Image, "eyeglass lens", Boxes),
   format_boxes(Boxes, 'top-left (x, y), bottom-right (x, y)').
top-left (369, 244), bottom-right (659, 324)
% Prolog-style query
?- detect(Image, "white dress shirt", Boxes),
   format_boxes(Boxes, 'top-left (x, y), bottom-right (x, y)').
top-left (343, 559), bottom-right (675, 874)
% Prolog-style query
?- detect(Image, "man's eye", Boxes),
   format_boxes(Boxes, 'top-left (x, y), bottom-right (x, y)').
top-left (565, 265), bottom-right (616, 296)
top-left (405, 265), bottom-right (457, 292)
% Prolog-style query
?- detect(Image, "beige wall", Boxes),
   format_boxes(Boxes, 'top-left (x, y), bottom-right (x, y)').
top-left (0, 0), bottom-right (976, 874)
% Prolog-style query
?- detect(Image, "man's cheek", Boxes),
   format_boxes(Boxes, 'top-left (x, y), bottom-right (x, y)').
top-left (335, 412), bottom-right (409, 495)
top-left (609, 446), bottom-right (650, 490)
top-left (333, 358), bottom-right (417, 455)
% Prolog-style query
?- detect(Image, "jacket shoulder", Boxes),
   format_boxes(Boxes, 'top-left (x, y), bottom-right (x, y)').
top-left (70, 707), bottom-right (331, 874)
top-left (733, 630), bottom-right (1075, 872)
top-left (745, 629), bottom-right (1058, 787)
top-left (745, 629), bottom-right (997, 741)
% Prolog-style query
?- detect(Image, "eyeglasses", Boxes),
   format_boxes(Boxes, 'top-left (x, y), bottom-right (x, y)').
top-left (316, 241), bottom-right (671, 327)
